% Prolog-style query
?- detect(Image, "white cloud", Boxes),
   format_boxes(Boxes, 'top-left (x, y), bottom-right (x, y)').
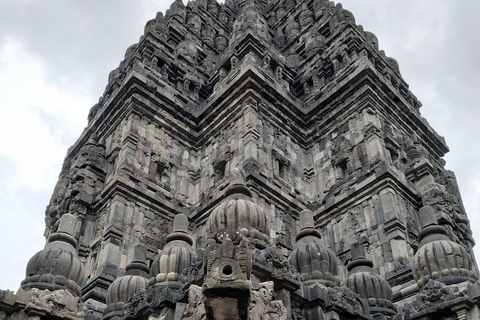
top-left (0, 38), bottom-right (90, 189)
top-left (0, 38), bottom-right (94, 290)
top-left (0, 0), bottom-right (170, 292)
top-left (340, 0), bottom-right (480, 264)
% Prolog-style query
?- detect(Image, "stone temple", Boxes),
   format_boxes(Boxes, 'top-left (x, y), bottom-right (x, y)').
top-left (1, 0), bottom-right (479, 319)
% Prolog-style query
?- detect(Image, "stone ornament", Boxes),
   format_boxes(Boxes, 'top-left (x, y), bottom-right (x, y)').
top-left (409, 279), bottom-right (471, 316)
top-left (151, 214), bottom-right (195, 287)
top-left (122, 285), bottom-right (186, 319)
top-left (104, 245), bottom-right (149, 320)
top-left (1, 0), bottom-right (479, 319)
top-left (25, 288), bottom-right (86, 320)
top-left (206, 168), bottom-right (270, 248)
top-left (182, 285), bottom-right (205, 320)
top-left (326, 286), bottom-right (363, 315)
top-left (21, 214), bottom-right (85, 297)
top-left (252, 247), bottom-right (296, 280)
top-left (412, 206), bottom-right (477, 287)
top-left (249, 282), bottom-right (287, 320)
top-left (344, 242), bottom-right (396, 316)
top-left (203, 235), bottom-right (252, 284)
top-left (288, 209), bottom-right (340, 286)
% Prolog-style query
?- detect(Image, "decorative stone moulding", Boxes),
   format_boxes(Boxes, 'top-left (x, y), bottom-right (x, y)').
top-left (206, 167), bottom-right (270, 248)
top-left (203, 233), bottom-right (252, 320)
top-left (21, 214), bottom-right (85, 297)
top-left (150, 214), bottom-right (195, 288)
top-left (344, 242), bottom-right (397, 316)
top-left (24, 288), bottom-right (86, 320)
top-left (202, 168), bottom-right (259, 320)
top-left (6, 0), bottom-right (479, 319)
top-left (412, 206), bottom-right (478, 287)
top-left (288, 209), bottom-right (340, 286)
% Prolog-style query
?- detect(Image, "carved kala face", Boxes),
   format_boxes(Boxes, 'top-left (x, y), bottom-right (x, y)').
top-left (425, 286), bottom-right (443, 301)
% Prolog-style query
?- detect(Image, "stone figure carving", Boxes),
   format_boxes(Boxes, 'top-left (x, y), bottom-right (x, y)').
top-left (408, 280), bottom-right (468, 319)
top-left (411, 280), bottom-right (458, 313)
top-left (249, 282), bottom-right (287, 320)
top-left (252, 246), bottom-right (296, 280)
top-left (326, 286), bottom-right (362, 315)
top-left (122, 285), bottom-right (186, 319)
top-left (179, 248), bottom-right (205, 284)
top-left (25, 289), bottom-right (86, 320)
top-left (2, 1), bottom-right (478, 320)
top-left (268, 300), bottom-right (287, 320)
top-left (182, 285), bottom-right (205, 320)
top-left (249, 281), bottom-right (273, 320)
top-left (291, 308), bottom-right (305, 320)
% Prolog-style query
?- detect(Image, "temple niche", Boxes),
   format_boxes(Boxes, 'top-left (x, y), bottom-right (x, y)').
top-left (1, 0), bottom-right (479, 320)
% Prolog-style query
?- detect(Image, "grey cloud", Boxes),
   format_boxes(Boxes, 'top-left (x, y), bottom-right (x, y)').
top-left (0, 1), bottom-right (167, 99)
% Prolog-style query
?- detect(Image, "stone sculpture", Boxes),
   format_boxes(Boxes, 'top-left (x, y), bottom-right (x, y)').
top-left (1, 0), bottom-right (479, 319)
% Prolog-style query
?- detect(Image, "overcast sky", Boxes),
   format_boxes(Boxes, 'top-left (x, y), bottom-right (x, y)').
top-left (0, 0), bottom-right (478, 292)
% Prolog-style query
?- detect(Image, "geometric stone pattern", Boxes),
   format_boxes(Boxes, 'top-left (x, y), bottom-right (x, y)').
top-left (1, 0), bottom-right (479, 320)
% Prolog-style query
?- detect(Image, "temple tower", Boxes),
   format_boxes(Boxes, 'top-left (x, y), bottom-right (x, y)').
top-left (1, 1), bottom-right (478, 320)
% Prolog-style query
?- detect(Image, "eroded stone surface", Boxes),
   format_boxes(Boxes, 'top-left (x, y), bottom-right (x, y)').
top-left (1, 0), bottom-right (479, 320)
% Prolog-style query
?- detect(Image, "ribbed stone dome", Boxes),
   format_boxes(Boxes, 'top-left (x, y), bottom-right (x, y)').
top-left (344, 243), bottom-right (396, 316)
top-left (206, 168), bottom-right (270, 248)
top-left (288, 209), bottom-right (340, 286)
top-left (104, 245), bottom-right (149, 320)
top-left (412, 206), bottom-right (478, 287)
top-left (151, 214), bottom-right (195, 287)
top-left (21, 214), bottom-right (85, 296)
top-left (105, 276), bottom-right (147, 316)
top-left (153, 245), bottom-right (194, 282)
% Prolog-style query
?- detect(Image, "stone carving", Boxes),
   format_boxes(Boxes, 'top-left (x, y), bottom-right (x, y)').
top-left (344, 242), bottom-right (397, 316)
top-left (143, 215), bottom-right (169, 257)
top-left (249, 282), bottom-right (272, 320)
top-left (215, 29), bottom-right (228, 52)
top-left (249, 282), bottom-right (287, 320)
top-left (412, 206), bottom-right (477, 287)
top-left (25, 289), bottom-right (86, 320)
top-left (268, 300), bottom-right (287, 320)
top-left (104, 245), bottom-right (149, 320)
top-left (206, 168), bottom-right (270, 249)
top-left (276, 211), bottom-right (295, 250)
top-left (203, 235), bottom-right (251, 284)
top-left (203, 233), bottom-right (252, 320)
top-left (285, 15), bottom-right (300, 42)
top-left (2, 1), bottom-right (478, 320)
top-left (411, 280), bottom-right (455, 313)
top-left (182, 285), bottom-right (205, 320)
top-left (122, 285), bottom-right (186, 319)
top-left (22, 214), bottom-right (85, 297)
top-left (289, 210), bottom-right (341, 286)
top-left (152, 214), bottom-right (195, 287)
top-left (252, 247), bottom-right (296, 280)
top-left (273, 27), bottom-right (286, 48)
top-left (326, 286), bottom-right (362, 315)
top-left (180, 248), bottom-right (205, 284)
top-left (291, 308), bottom-right (305, 320)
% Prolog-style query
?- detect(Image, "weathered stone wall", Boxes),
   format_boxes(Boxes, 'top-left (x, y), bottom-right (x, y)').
top-left (32, 1), bottom-right (476, 317)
